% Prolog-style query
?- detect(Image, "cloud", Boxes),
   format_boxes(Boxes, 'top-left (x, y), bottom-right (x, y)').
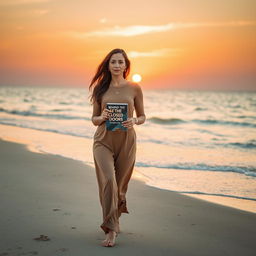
top-left (0, 0), bottom-right (51, 5)
top-left (128, 48), bottom-right (183, 58)
top-left (63, 20), bottom-right (256, 38)
top-left (65, 24), bottom-right (174, 38)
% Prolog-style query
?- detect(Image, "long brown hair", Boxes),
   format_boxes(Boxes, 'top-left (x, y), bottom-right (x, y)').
top-left (89, 48), bottom-right (131, 104)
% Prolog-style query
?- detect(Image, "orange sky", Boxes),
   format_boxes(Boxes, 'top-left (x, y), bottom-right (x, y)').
top-left (0, 0), bottom-right (256, 90)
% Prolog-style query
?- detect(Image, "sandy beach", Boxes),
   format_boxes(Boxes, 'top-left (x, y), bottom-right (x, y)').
top-left (0, 139), bottom-right (256, 256)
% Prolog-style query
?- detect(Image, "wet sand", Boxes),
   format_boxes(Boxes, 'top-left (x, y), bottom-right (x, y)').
top-left (0, 139), bottom-right (256, 256)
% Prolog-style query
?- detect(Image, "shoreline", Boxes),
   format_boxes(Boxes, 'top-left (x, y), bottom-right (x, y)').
top-left (0, 123), bottom-right (256, 214)
top-left (1, 139), bottom-right (256, 255)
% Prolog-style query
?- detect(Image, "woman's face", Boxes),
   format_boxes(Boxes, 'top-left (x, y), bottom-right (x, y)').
top-left (108, 53), bottom-right (126, 76)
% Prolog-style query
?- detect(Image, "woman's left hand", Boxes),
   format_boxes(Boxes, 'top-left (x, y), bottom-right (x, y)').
top-left (122, 118), bottom-right (136, 129)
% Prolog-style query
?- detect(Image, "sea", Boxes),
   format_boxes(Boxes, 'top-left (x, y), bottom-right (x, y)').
top-left (0, 86), bottom-right (256, 212)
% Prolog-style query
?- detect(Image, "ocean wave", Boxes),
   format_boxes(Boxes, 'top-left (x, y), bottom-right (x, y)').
top-left (237, 115), bottom-right (256, 119)
top-left (193, 119), bottom-right (256, 128)
top-left (59, 101), bottom-right (71, 105)
top-left (51, 108), bottom-right (73, 112)
top-left (153, 189), bottom-right (256, 201)
top-left (146, 138), bottom-right (169, 145)
top-left (210, 140), bottom-right (256, 150)
top-left (0, 121), bottom-right (92, 139)
top-left (196, 129), bottom-right (225, 136)
top-left (0, 107), bottom-right (89, 120)
top-left (147, 116), bottom-right (256, 128)
top-left (136, 162), bottom-right (256, 177)
top-left (148, 117), bottom-right (185, 125)
top-left (226, 141), bottom-right (256, 149)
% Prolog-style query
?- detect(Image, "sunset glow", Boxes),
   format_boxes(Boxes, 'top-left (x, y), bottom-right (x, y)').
top-left (0, 0), bottom-right (255, 90)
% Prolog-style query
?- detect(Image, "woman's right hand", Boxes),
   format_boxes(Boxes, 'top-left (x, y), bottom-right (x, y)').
top-left (101, 108), bottom-right (111, 121)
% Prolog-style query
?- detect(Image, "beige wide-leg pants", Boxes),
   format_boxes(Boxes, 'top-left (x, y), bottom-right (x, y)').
top-left (93, 126), bottom-right (136, 234)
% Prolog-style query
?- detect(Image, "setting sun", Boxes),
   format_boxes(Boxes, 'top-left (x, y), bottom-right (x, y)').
top-left (132, 74), bottom-right (142, 83)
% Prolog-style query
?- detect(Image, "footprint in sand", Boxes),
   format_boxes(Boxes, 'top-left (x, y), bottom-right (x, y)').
top-left (33, 235), bottom-right (50, 241)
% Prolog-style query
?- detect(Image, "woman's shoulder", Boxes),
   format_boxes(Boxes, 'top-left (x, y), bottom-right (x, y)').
top-left (126, 81), bottom-right (142, 91)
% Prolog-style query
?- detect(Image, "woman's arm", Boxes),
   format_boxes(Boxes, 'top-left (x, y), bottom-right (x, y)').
top-left (91, 115), bottom-right (105, 126)
top-left (134, 84), bottom-right (146, 125)
top-left (91, 100), bottom-right (110, 126)
top-left (122, 84), bottom-right (146, 129)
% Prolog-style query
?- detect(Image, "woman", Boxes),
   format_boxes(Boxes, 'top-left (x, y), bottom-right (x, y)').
top-left (89, 48), bottom-right (146, 247)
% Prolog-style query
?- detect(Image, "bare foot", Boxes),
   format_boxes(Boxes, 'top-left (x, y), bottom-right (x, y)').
top-left (101, 231), bottom-right (117, 247)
